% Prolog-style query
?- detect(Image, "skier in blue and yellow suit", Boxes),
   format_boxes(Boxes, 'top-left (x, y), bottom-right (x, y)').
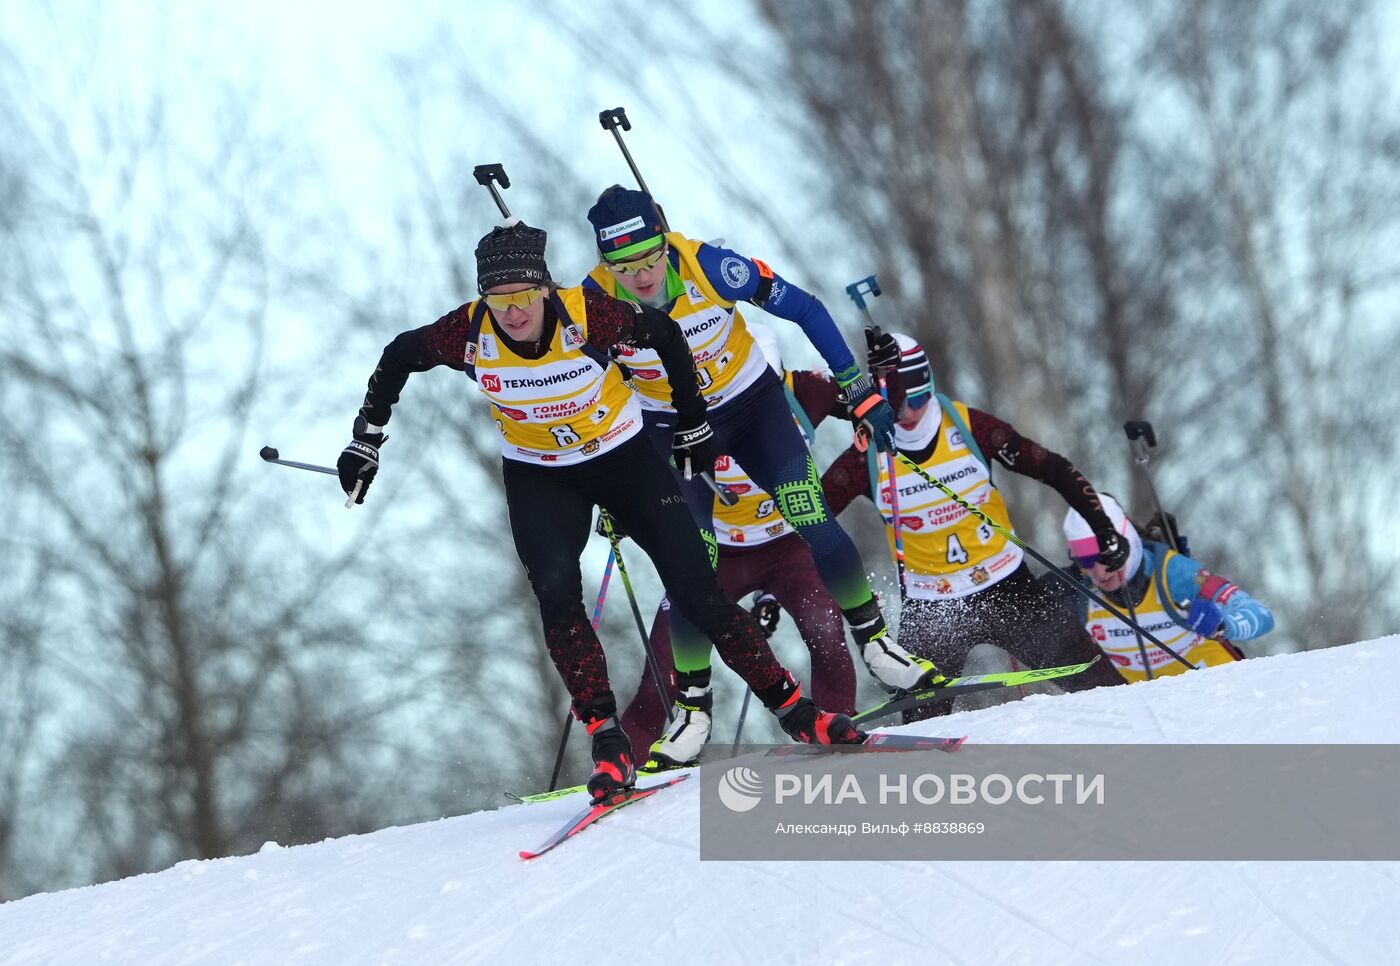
top-left (1064, 495), bottom-right (1275, 681)
top-left (583, 186), bottom-right (939, 769)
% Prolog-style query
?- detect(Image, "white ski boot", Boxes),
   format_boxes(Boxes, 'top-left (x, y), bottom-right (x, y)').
top-left (642, 672), bottom-right (712, 772)
top-left (845, 599), bottom-right (945, 692)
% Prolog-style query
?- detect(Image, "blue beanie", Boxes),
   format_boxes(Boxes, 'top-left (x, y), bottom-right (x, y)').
top-left (587, 186), bottom-right (665, 259)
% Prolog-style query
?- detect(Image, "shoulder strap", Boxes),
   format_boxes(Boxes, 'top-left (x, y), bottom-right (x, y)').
top-left (466, 295), bottom-right (616, 381)
top-left (940, 394), bottom-right (988, 468)
top-left (782, 383), bottom-right (818, 446)
top-left (556, 291), bottom-right (618, 374)
top-left (462, 299), bottom-right (490, 382)
top-left (670, 233), bottom-right (734, 308)
top-left (1149, 543), bottom-right (1191, 629)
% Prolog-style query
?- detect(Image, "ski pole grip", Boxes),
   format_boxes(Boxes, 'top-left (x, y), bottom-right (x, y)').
top-left (1123, 420), bottom-right (1157, 447)
top-left (473, 163), bottom-right (513, 220)
top-left (599, 107), bottom-right (631, 132)
top-left (844, 275), bottom-right (882, 311)
top-left (473, 163), bottom-right (510, 189)
top-left (1124, 420), bottom-right (1156, 466)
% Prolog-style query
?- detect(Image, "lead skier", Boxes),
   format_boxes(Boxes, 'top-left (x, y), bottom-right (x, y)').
top-left (336, 220), bottom-right (863, 804)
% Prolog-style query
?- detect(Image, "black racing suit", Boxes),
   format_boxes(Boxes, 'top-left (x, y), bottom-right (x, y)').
top-left (355, 287), bottom-right (800, 723)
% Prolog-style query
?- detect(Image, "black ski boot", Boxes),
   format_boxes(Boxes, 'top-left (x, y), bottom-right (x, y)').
top-left (585, 714), bottom-right (637, 805)
top-left (775, 690), bottom-right (866, 745)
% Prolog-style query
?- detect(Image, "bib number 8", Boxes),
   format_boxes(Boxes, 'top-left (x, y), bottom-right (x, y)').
top-left (946, 534), bottom-right (970, 565)
top-left (550, 424), bottom-right (581, 447)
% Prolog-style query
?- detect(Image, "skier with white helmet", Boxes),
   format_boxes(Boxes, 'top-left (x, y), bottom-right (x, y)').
top-left (1063, 494), bottom-right (1275, 680)
top-left (821, 329), bottom-right (1125, 718)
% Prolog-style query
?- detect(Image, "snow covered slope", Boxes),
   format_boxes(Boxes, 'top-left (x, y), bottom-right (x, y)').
top-left (4, 637), bottom-right (1399, 966)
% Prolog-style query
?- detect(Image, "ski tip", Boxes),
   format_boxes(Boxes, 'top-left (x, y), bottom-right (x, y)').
top-left (519, 850), bottom-right (540, 861)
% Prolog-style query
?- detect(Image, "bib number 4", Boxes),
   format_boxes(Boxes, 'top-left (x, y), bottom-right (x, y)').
top-left (946, 534), bottom-right (970, 565)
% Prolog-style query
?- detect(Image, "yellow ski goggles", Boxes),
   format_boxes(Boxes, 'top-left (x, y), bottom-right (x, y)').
top-left (482, 286), bottom-right (548, 312)
top-left (605, 244), bottom-right (667, 276)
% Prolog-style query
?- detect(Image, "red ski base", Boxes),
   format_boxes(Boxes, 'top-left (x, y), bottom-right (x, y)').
top-left (518, 774), bottom-right (691, 861)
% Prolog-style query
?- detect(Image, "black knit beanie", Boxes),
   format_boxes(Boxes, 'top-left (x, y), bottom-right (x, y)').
top-left (475, 220), bottom-right (549, 292)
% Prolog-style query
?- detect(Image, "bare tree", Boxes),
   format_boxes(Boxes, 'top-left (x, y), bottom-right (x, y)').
top-left (0, 22), bottom-right (423, 893)
top-left (1141, 0), bottom-right (1400, 646)
top-left (637, 0), bottom-right (1400, 652)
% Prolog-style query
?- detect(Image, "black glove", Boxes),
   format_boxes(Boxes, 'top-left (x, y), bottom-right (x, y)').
top-left (750, 592), bottom-right (781, 638)
top-left (838, 374), bottom-right (896, 454)
top-left (673, 415), bottom-right (717, 481)
top-left (1094, 530), bottom-right (1130, 572)
top-left (337, 415), bottom-right (385, 505)
top-left (865, 326), bottom-right (901, 377)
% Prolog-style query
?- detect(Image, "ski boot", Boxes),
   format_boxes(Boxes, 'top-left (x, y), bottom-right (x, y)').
top-left (641, 669), bottom-right (712, 773)
top-left (585, 715), bottom-right (637, 805)
top-left (845, 599), bottom-right (945, 692)
top-left (775, 689), bottom-right (866, 745)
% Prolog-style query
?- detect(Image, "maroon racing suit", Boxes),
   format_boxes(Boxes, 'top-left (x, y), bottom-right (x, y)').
top-left (822, 402), bottom-right (1124, 719)
top-left (620, 371), bottom-right (858, 752)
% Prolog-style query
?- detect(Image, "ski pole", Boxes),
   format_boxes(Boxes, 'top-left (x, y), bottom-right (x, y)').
top-left (731, 592), bottom-right (778, 753)
top-left (700, 472), bottom-right (740, 508)
top-left (598, 107), bottom-right (670, 231)
top-left (1125, 595), bottom-right (1156, 682)
top-left (890, 451), bottom-right (1197, 670)
top-left (473, 163), bottom-right (515, 221)
top-left (845, 275), bottom-right (906, 592)
top-left (1124, 420), bottom-right (1181, 554)
top-left (546, 548), bottom-right (617, 791)
top-left (730, 690), bottom-right (753, 755)
top-left (259, 445), bottom-right (362, 508)
top-left (598, 511), bottom-right (676, 723)
top-left (592, 113), bottom-right (737, 511)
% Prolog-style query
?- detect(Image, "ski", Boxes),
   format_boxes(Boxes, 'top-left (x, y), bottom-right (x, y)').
top-left (766, 733), bottom-right (966, 756)
top-left (518, 774), bottom-right (691, 860)
top-left (506, 784), bottom-right (585, 805)
top-left (509, 759), bottom-right (694, 804)
top-left (853, 656), bottom-right (1102, 726)
top-left (508, 734), bottom-right (966, 804)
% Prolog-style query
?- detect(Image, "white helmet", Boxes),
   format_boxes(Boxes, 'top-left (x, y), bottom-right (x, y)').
top-left (1063, 493), bottom-right (1142, 581)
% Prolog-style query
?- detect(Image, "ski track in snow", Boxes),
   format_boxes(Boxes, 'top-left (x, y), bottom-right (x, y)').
top-left (3, 636), bottom-right (1400, 965)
